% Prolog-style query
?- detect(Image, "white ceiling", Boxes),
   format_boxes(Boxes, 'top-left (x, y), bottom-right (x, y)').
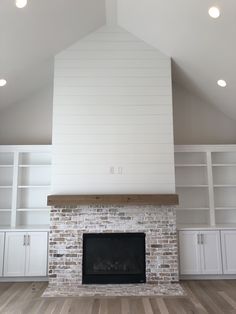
top-left (0, 0), bottom-right (235, 120)
top-left (117, 0), bottom-right (236, 119)
top-left (0, 0), bottom-right (105, 108)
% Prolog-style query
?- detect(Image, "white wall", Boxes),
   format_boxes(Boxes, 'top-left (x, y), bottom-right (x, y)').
top-left (173, 84), bottom-right (236, 145)
top-left (52, 25), bottom-right (175, 194)
top-left (0, 86), bottom-right (53, 145)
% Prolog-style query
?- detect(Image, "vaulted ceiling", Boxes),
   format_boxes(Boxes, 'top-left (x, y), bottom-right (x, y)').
top-left (117, 0), bottom-right (236, 119)
top-left (0, 0), bottom-right (235, 119)
top-left (0, 0), bottom-right (105, 108)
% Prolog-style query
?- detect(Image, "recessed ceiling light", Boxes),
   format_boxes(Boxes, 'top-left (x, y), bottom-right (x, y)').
top-left (208, 7), bottom-right (220, 19)
top-left (15, 0), bottom-right (27, 8)
top-left (217, 79), bottom-right (227, 87)
top-left (0, 79), bottom-right (7, 87)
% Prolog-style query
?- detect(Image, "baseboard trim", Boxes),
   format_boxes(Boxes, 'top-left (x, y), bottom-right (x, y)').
top-left (180, 275), bottom-right (236, 280)
top-left (0, 277), bottom-right (49, 282)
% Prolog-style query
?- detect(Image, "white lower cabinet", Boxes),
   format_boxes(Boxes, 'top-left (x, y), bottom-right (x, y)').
top-left (200, 231), bottom-right (222, 274)
top-left (4, 232), bottom-right (26, 277)
top-left (179, 230), bottom-right (222, 275)
top-left (25, 232), bottom-right (48, 276)
top-left (179, 231), bottom-right (201, 275)
top-left (221, 230), bottom-right (236, 274)
top-left (4, 231), bottom-right (48, 277)
top-left (0, 233), bottom-right (4, 276)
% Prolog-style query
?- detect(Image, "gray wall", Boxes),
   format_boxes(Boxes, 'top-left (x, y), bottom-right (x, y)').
top-left (173, 84), bottom-right (236, 144)
top-left (0, 86), bottom-right (53, 145)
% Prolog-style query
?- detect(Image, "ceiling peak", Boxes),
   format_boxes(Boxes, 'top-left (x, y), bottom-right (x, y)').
top-left (106, 0), bottom-right (118, 25)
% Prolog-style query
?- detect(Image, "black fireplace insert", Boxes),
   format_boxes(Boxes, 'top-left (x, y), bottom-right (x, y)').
top-left (82, 233), bottom-right (146, 284)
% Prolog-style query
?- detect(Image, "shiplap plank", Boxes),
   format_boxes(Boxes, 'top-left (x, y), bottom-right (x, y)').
top-left (53, 133), bottom-right (173, 144)
top-left (53, 105), bottom-right (172, 115)
top-left (54, 68), bottom-right (170, 77)
top-left (53, 95), bottom-right (172, 105)
top-left (52, 154), bottom-right (174, 165)
top-left (81, 31), bottom-right (144, 42)
top-left (68, 41), bottom-right (158, 51)
top-left (54, 76), bottom-right (171, 87)
top-left (54, 86), bottom-right (170, 96)
top-left (54, 164), bottom-right (174, 175)
top-left (56, 59), bottom-right (170, 68)
top-left (53, 115), bottom-right (172, 125)
top-left (53, 144), bottom-right (173, 154)
top-left (53, 124), bottom-right (172, 135)
top-left (53, 174), bottom-right (174, 184)
top-left (57, 50), bottom-right (167, 60)
top-left (52, 184), bottom-right (175, 194)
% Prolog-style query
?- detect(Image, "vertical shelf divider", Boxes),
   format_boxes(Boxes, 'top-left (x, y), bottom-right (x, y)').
top-left (11, 152), bottom-right (19, 228)
top-left (206, 151), bottom-right (215, 226)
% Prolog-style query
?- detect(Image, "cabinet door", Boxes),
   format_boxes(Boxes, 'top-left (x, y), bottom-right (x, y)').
top-left (25, 232), bottom-right (48, 276)
top-left (179, 231), bottom-right (201, 275)
top-left (4, 232), bottom-right (26, 277)
top-left (200, 231), bottom-right (222, 274)
top-left (0, 233), bottom-right (4, 276)
top-left (221, 230), bottom-right (236, 274)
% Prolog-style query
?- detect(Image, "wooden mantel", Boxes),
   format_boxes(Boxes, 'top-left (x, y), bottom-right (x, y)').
top-left (47, 194), bottom-right (179, 206)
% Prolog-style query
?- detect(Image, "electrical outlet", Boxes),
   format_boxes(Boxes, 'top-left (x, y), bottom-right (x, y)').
top-left (118, 167), bottom-right (123, 174)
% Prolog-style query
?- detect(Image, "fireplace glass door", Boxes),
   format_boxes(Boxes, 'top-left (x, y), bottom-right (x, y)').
top-left (82, 233), bottom-right (146, 284)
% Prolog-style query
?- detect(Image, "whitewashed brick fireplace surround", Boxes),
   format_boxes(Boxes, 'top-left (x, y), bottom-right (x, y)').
top-left (48, 201), bottom-right (179, 290)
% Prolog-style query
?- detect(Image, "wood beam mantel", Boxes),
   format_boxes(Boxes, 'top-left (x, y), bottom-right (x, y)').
top-left (47, 194), bottom-right (179, 206)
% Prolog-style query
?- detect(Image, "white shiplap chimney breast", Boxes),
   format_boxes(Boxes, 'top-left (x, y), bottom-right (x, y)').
top-left (51, 23), bottom-right (175, 194)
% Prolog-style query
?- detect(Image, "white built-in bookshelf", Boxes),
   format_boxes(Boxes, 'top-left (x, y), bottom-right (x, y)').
top-left (0, 146), bottom-right (51, 229)
top-left (1, 144), bottom-right (236, 229)
top-left (175, 145), bottom-right (236, 227)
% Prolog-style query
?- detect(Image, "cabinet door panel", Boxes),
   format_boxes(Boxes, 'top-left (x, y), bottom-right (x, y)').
top-left (0, 233), bottom-right (4, 276)
top-left (179, 231), bottom-right (201, 275)
top-left (25, 232), bottom-right (48, 276)
top-left (4, 232), bottom-right (26, 277)
top-left (200, 231), bottom-right (222, 274)
top-left (221, 230), bottom-right (236, 274)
